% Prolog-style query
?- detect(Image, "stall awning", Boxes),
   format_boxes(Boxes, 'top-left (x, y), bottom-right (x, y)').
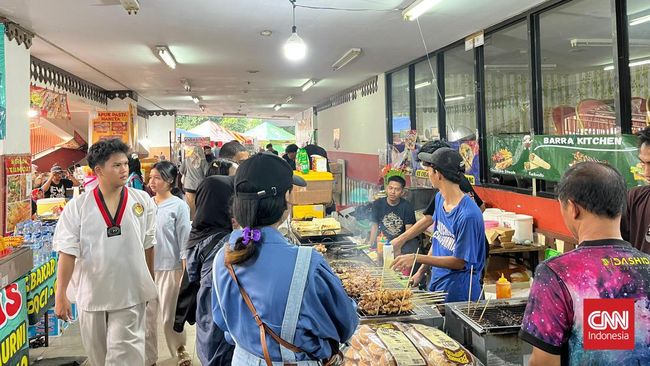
top-left (244, 122), bottom-right (295, 142)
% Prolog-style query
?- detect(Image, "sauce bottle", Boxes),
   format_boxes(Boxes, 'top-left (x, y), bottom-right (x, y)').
top-left (383, 241), bottom-right (394, 269)
top-left (496, 273), bottom-right (512, 299)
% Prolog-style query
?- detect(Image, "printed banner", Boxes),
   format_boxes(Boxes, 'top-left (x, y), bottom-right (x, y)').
top-left (26, 257), bottom-right (57, 325)
top-left (0, 280), bottom-right (29, 366)
top-left (30, 85), bottom-right (71, 120)
top-left (183, 136), bottom-right (210, 147)
top-left (488, 134), bottom-right (644, 187)
top-left (92, 110), bottom-right (132, 144)
top-left (0, 23), bottom-right (6, 140)
top-left (4, 155), bottom-right (32, 234)
top-left (449, 139), bottom-right (480, 185)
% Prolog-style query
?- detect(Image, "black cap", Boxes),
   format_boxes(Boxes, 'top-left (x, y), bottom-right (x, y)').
top-left (418, 147), bottom-right (465, 179)
top-left (234, 152), bottom-right (307, 200)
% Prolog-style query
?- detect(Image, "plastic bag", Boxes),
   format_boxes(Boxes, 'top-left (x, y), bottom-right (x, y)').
top-left (343, 322), bottom-right (482, 366)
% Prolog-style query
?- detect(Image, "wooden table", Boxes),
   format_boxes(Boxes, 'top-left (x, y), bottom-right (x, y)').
top-left (423, 230), bottom-right (545, 273)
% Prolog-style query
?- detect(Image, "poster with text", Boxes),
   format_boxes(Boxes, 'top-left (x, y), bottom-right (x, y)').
top-left (0, 280), bottom-right (29, 366)
top-left (4, 155), bottom-right (32, 234)
top-left (449, 139), bottom-right (480, 185)
top-left (488, 134), bottom-right (644, 187)
top-left (92, 110), bottom-right (131, 144)
top-left (0, 23), bottom-right (6, 140)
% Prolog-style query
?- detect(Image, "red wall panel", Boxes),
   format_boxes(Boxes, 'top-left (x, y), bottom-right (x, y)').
top-left (474, 186), bottom-right (571, 237)
top-left (327, 151), bottom-right (381, 184)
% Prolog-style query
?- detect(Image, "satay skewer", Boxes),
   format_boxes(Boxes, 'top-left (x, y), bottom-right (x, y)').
top-left (467, 265), bottom-right (474, 313)
top-left (478, 297), bottom-right (492, 323)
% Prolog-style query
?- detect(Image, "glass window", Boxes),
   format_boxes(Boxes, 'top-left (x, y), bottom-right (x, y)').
top-left (444, 46), bottom-right (480, 184)
top-left (415, 58), bottom-right (439, 141)
top-left (540, 0), bottom-right (617, 135)
top-left (484, 21), bottom-right (533, 189)
top-left (390, 68), bottom-right (411, 144)
top-left (444, 46), bottom-right (477, 141)
top-left (628, 0), bottom-right (650, 133)
top-left (484, 21), bottom-right (531, 135)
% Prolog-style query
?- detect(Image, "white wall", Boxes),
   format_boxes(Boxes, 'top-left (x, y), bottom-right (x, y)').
top-left (146, 114), bottom-right (175, 148)
top-left (0, 34), bottom-right (30, 155)
top-left (316, 74), bottom-right (387, 155)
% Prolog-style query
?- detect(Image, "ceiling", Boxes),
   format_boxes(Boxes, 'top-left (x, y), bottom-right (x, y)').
top-left (1, 0), bottom-right (548, 117)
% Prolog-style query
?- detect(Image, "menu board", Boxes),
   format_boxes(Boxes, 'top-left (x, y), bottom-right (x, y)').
top-left (4, 155), bottom-right (32, 234)
top-left (92, 110), bottom-right (132, 144)
top-left (488, 134), bottom-right (643, 187)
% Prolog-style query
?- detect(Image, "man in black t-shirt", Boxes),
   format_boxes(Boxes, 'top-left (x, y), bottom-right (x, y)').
top-left (42, 165), bottom-right (74, 198)
top-left (368, 176), bottom-right (418, 254)
top-left (390, 140), bottom-right (485, 253)
top-left (282, 144), bottom-right (298, 170)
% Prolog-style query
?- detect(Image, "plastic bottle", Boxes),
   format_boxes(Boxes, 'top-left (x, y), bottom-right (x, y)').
top-left (296, 148), bottom-right (310, 174)
top-left (376, 233), bottom-right (385, 260)
top-left (496, 273), bottom-right (512, 299)
top-left (383, 241), bottom-right (394, 269)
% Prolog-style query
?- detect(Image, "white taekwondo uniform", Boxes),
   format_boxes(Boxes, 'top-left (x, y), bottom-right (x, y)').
top-left (53, 186), bottom-right (158, 366)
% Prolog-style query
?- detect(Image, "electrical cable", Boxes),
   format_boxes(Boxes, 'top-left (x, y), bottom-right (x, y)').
top-left (289, 0), bottom-right (399, 13)
top-left (415, 17), bottom-right (446, 115)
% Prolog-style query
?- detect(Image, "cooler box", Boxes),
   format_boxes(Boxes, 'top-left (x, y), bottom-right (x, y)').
top-left (36, 198), bottom-right (66, 217)
top-left (291, 171), bottom-right (333, 205)
top-left (292, 205), bottom-right (325, 220)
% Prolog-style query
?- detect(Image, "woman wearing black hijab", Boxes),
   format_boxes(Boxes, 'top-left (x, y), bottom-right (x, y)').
top-left (174, 175), bottom-right (235, 365)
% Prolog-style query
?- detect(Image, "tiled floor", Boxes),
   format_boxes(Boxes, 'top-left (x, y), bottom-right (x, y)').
top-left (29, 319), bottom-right (201, 366)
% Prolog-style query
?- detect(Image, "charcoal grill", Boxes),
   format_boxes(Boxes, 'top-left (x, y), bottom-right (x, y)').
top-left (359, 299), bottom-right (444, 328)
top-left (445, 298), bottom-right (532, 366)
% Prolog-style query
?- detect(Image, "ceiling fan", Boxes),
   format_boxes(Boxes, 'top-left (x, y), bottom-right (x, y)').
top-left (91, 0), bottom-right (140, 15)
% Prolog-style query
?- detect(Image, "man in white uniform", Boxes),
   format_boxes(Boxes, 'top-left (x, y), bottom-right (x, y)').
top-left (54, 138), bottom-right (157, 366)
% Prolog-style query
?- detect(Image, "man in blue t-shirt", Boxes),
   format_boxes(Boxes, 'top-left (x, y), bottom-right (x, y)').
top-left (392, 147), bottom-right (485, 302)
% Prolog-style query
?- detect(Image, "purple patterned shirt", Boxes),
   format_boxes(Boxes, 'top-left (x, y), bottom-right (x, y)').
top-left (520, 239), bottom-right (650, 365)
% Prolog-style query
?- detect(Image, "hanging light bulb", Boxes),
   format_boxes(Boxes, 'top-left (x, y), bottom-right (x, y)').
top-left (284, 1), bottom-right (306, 61)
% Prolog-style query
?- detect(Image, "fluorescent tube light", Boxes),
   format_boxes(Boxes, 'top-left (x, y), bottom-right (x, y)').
top-left (156, 46), bottom-right (177, 69)
top-left (332, 48), bottom-right (362, 71)
top-left (199, 105), bottom-right (206, 112)
top-left (301, 79), bottom-right (318, 92)
top-left (181, 79), bottom-right (191, 92)
top-left (274, 104), bottom-right (282, 111)
top-left (223, 113), bottom-right (247, 118)
top-left (191, 96), bottom-right (200, 104)
top-left (604, 58), bottom-right (650, 71)
top-left (285, 96), bottom-right (294, 103)
top-left (444, 96), bottom-right (465, 102)
top-left (630, 15), bottom-right (650, 26)
top-left (415, 80), bottom-right (432, 89)
top-left (402, 0), bottom-right (443, 21)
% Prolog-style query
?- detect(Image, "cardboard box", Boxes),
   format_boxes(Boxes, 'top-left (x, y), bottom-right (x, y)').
top-left (293, 205), bottom-right (325, 220)
top-left (290, 171), bottom-right (334, 205)
top-left (486, 227), bottom-right (515, 245)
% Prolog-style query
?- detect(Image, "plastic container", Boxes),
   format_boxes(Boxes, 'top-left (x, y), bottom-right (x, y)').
top-left (484, 220), bottom-right (499, 229)
top-left (498, 212), bottom-right (517, 228)
top-left (496, 273), bottom-right (512, 299)
top-left (483, 208), bottom-right (503, 223)
top-left (512, 214), bottom-right (534, 243)
top-left (383, 242), bottom-right (394, 269)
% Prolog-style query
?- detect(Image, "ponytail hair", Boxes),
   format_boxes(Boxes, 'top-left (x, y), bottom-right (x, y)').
top-left (225, 184), bottom-right (289, 265)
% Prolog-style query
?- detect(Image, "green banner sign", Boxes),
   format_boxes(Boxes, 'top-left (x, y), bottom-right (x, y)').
top-left (488, 134), bottom-right (645, 187)
top-left (26, 257), bottom-right (57, 325)
top-left (0, 279), bottom-right (29, 366)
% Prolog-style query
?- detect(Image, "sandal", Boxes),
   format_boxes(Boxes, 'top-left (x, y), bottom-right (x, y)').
top-left (176, 347), bottom-right (192, 366)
